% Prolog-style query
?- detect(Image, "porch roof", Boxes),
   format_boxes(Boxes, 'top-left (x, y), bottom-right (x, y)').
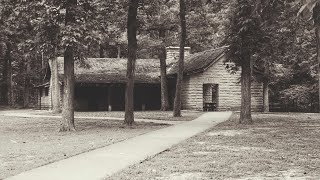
top-left (56, 57), bottom-right (160, 84)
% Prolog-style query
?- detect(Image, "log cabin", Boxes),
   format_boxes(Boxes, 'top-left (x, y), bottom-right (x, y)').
top-left (36, 46), bottom-right (264, 112)
top-left (167, 46), bottom-right (263, 111)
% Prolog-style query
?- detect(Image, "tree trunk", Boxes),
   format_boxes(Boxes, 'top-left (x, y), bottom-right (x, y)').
top-left (0, 43), bottom-right (4, 104)
top-left (263, 80), bottom-right (269, 112)
top-left (24, 81), bottom-right (29, 108)
top-left (41, 52), bottom-right (45, 69)
top-left (4, 42), bottom-right (12, 106)
top-left (316, 26), bottom-right (320, 113)
top-left (51, 57), bottom-right (61, 113)
top-left (23, 56), bottom-right (31, 108)
top-left (263, 62), bottom-right (269, 112)
top-left (104, 42), bottom-right (109, 57)
top-left (99, 43), bottom-right (105, 58)
top-left (124, 0), bottom-right (139, 126)
top-left (173, 0), bottom-right (186, 117)
top-left (314, 4), bottom-right (320, 113)
top-left (60, 0), bottom-right (77, 131)
top-left (239, 55), bottom-right (253, 124)
top-left (1, 42), bottom-right (8, 105)
top-left (159, 28), bottom-right (170, 111)
top-left (61, 46), bottom-right (75, 131)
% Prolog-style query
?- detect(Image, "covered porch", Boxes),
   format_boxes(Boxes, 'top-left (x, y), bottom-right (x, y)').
top-left (74, 83), bottom-right (161, 111)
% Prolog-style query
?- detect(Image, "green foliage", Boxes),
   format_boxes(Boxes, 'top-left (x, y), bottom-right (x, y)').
top-left (296, 0), bottom-right (320, 18)
top-left (137, 0), bottom-right (179, 57)
top-left (0, 0), bottom-right (318, 111)
top-left (187, 0), bottom-right (231, 52)
top-left (253, 1), bottom-right (298, 79)
top-left (267, 0), bottom-right (319, 112)
top-left (16, 0), bottom-right (101, 60)
top-left (225, 0), bottom-right (265, 69)
top-left (137, 0), bottom-right (231, 58)
top-left (0, 0), bottom-right (43, 106)
top-left (223, 0), bottom-right (319, 112)
top-left (0, 0), bottom-right (125, 106)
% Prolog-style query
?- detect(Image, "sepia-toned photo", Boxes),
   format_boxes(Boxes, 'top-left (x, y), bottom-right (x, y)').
top-left (0, 0), bottom-right (319, 179)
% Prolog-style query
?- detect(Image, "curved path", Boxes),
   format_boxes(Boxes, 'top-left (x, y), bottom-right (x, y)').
top-left (6, 112), bottom-right (232, 180)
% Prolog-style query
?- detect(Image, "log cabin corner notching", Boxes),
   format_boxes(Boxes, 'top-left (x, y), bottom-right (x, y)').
top-left (37, 46), bottom-right (263, 112)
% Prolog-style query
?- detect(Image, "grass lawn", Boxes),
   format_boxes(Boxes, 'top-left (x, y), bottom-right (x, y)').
top-left (109, 113), bottom-right (320, 180)
top-left (25, 110), bottom-right (203, 121)
top-left (74, 111), bottom-right (203, 121)
top-left (0, 109), bottom-right (204, 122)
top-left (0, 116), bottom-right (168, 179)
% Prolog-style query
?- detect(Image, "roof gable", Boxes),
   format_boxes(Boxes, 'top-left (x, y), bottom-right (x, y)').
top-left (167, 46), bottom-right (228, 75)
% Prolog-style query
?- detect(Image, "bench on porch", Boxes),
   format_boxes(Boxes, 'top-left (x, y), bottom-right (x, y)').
top-left (203, 102), bottom-right (217, 112)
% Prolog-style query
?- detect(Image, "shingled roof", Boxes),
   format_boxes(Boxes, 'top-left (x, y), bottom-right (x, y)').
top-left (167, 46), bottom-right (228, 75)
top-left (52, 47), bottom-right (228, 84)
top-left (56, 57), bottom-right (160, 84)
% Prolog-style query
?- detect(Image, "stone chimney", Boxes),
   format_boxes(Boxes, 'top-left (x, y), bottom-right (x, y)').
top-left (166, 46), bottom-right (191, 66)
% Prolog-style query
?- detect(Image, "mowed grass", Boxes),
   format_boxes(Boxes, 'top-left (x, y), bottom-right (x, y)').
top-left (75, 111), bottom-right (203, 121)
top-left (1, 109), bottom-right (204, 122)
top-left (110, 113), bottom-right (320, 180)
top-left (0, 116), bottom-right (168, 179)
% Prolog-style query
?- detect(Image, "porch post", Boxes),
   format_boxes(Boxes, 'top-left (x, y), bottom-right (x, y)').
top-left (39, 88), bottom-right (42, 110)
top-left (108, 85), bottom-right (112, 111)
top-left (141, 86), bottom-right (146, 111)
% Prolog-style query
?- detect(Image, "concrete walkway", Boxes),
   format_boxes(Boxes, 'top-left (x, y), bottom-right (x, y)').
top-left (6, 112), bottom-right (232, 180)
top-left (0, 111), bottom-right (184, 125)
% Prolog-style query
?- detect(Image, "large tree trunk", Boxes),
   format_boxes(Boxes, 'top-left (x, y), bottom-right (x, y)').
top-left (61, 46), bottom-right (75, 131)
top-left (173, 0), bottom-right (186, 117)
top-left (314, 4), bottom-right (320, 113)
top-left (159, 28), bottom-right (169, 111)
top-left (124, 0), bottom-right (139, 126)
top-left (60, 0), bottom-right (77, 131)
top-left (239, 55), bottom-right (253, 123)
top-left (51, 57), bottom-right (61, 113)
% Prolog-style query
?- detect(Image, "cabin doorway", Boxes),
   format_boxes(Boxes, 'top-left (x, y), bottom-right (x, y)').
top-left (203, 84), bottom-right (219, 111)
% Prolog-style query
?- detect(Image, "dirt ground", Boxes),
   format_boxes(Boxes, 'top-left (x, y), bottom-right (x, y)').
top-left (0, 115), bottom-right (168, 179)
top-left (110, 113), bottom-right (320, 180)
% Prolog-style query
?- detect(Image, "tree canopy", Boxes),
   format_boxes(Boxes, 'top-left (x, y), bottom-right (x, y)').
top-left (0, 0), bottom-right (319, 122)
